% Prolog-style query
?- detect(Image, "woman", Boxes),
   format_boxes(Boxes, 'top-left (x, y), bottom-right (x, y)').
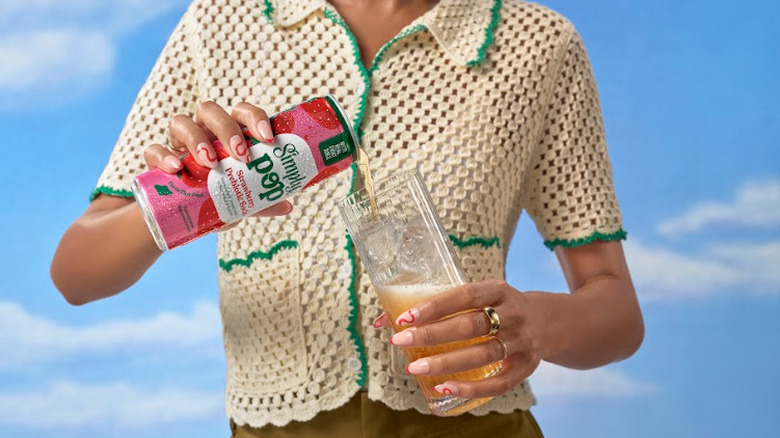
top-left (51, 0), bottom-right (644, 436)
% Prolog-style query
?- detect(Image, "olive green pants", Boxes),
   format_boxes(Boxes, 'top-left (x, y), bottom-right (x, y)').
top-left (230, 392), bottom-right (544, 438)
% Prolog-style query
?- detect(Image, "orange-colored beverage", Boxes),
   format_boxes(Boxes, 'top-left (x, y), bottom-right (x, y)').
top-left (376, 283), bottom-right (502, 416)
top-left (340, 170), bottom-right (499, 416)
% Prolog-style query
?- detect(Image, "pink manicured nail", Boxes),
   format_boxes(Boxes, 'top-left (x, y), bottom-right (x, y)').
top-left (434, 383), bottom-right (459, 396)
top-left (389, 330), bottom-right (413, 346)
top-left (230, 135), bottom-right (249, 162)
top-left (372, 313), bottom-right (388, 328)
top-left (396, 308), bottom-right (420, 327)
top-left (257, 120), bottom-right (274, 143)
top-left (196, 142), bottom-right (218, 169)
top-left (405, 359), bottom-right (429, 375)
top-left (163, 156), bottom-right (182, 171)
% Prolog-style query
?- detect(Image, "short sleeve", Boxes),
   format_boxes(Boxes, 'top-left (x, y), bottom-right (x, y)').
top-left (91, 6), bottom-right (200, 200)
top-left (522, 28), bottom-right (626, 250)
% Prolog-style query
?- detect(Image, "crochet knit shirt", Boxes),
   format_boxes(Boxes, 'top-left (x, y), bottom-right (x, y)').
top-left (94, 0), bottom-right (626, 428)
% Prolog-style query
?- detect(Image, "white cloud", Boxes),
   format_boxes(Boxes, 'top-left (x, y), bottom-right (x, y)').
top-left (625, 239), bottom-right (780, 300)
top-left (0, 0), bottom-right (190, 107)
top-left (0, 381), bottom-right (222, 431)
top-left (0, 301), bottom-right (222, 369)
top-left (0, 30), bottom-right (113, 92)
top-left (0, 0), bottom-right (190, 35)
top-left (658, 180), bottom-right (780, 238)
top-left (531, 362), bottom-right (656, 400)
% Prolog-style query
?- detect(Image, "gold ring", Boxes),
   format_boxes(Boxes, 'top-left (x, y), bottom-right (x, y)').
top-left (483, 306), bottom-right (500, 335)
top-left (495, 337), bottom-right (509, 360)
top-left (167, 139), bottom-right (185, 152)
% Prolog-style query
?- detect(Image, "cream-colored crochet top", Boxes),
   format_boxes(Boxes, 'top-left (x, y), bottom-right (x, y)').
top-left (94, 0), bottom-right (625, 428)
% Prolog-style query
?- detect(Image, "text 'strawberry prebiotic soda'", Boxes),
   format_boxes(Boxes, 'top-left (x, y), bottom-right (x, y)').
top-left (132, 96), bottom-right (359, 251)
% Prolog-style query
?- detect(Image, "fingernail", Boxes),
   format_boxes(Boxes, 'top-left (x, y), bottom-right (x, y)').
top-left (405, 359), bottom-right (430, 375)
top-left (163, 156), bottom-right (182, 170)
top-left (282, 202), bottom-right (294, 215)
top-left (396, 308), bottom-right (420, 327)
top-left (434, 383), bottom-right (459, 396)
top-left (196, 143), bottom-right (218, 169)
top-left (372, 313), bottom-right (387, 329)
top-left (257, 120), bottom-right (274, 143)
top-left (230, 135), bottom-right (249, 162)
top-left (389, 330), bottom-right (413, 346)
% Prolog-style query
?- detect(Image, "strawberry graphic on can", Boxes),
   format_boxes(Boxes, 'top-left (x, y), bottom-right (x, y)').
top-left (132, 96), bottom-right (359, 251)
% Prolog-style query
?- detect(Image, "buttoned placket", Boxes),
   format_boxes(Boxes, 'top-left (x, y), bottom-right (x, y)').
top-left (319, 6), bottom-right (434, 388)
top-left (262, 0), bottom-right (501, 390)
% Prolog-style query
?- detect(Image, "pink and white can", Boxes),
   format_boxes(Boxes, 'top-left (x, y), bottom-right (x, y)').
top-left (132, 95), bottom-right (359, 251)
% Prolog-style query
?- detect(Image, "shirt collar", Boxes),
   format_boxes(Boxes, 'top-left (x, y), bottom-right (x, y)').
top-left (262, 0), bottom-right (502, 67)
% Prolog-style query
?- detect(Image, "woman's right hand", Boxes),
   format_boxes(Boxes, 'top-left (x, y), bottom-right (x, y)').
top-left (143, 100), bottom-right (293, 218)
top-left (52, 101), bottom-right (291, 304)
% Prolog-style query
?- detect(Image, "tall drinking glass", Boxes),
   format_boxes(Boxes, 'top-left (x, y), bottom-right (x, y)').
top-left (339, 169), bottom-right (502, 416)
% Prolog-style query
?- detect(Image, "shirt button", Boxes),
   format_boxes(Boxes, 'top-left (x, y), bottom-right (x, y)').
top-left (347, 357), bottom-right (363, 371)
top-left (356, 81), bottom-right (366, 95)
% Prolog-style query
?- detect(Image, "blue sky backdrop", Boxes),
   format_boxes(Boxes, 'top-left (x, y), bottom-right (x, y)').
top-left (0, 1), bottom-right (778, 437)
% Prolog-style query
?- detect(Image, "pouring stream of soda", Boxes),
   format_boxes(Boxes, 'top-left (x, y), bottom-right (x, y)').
top-left (354, 147), bottom-right (379, 218)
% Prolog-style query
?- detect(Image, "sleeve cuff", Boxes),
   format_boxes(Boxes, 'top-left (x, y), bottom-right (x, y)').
top-left (543, 228), bottom-right (627, 251)
top-left (90, 185), bottom-right (134, 201)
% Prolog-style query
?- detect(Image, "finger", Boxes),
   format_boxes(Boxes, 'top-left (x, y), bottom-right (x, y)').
top-left (231, 102), bottom-right (274, 144)
top-left (250, 200), bottom-right (294, 217)
top-left (390, 309), bottom-right (490, 347)
top-left (196, 101), bottom-right (250, 163)
top-left (433, 353), bottom-right (536, 399)
top-left (395, 279), bottom-right (507, 327)
top-left (143, 143), bottom-right (183, 173)
top-left (404, 338), bottom-right (507, 376)
top-left (372, 312), bottom-right (391, 329)
top-left (167, 132), bottom-right (188, 154)
top-left (169, 114), bottom-right (218, 169)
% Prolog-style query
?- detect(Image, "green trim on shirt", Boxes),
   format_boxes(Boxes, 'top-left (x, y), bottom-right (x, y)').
top-left (323, 8), bottom-right (371, 137)
top-left (465, 0), bottom-right (503, 67)
top-left (261, 0), bottom-right (274, 23)
top-left (366, 24), bottom-right (427, 76)
top-left (218, 240), bottom-right (299, 272)
top-left (344, 233), bottom-right (368, 387)
top-left (449, 235), bottom-right (500, 249)
top-left (544, 229), bottom-right (628, 251)
top-left (90, 185), bottom-right (134, 201)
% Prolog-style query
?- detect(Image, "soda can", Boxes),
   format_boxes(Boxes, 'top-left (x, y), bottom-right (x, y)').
top-left (132, 95), bottom-right (359, 251)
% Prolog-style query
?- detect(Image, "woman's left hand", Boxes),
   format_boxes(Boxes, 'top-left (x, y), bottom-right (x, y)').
top-left (372, 279), bottom-right (545, 399)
